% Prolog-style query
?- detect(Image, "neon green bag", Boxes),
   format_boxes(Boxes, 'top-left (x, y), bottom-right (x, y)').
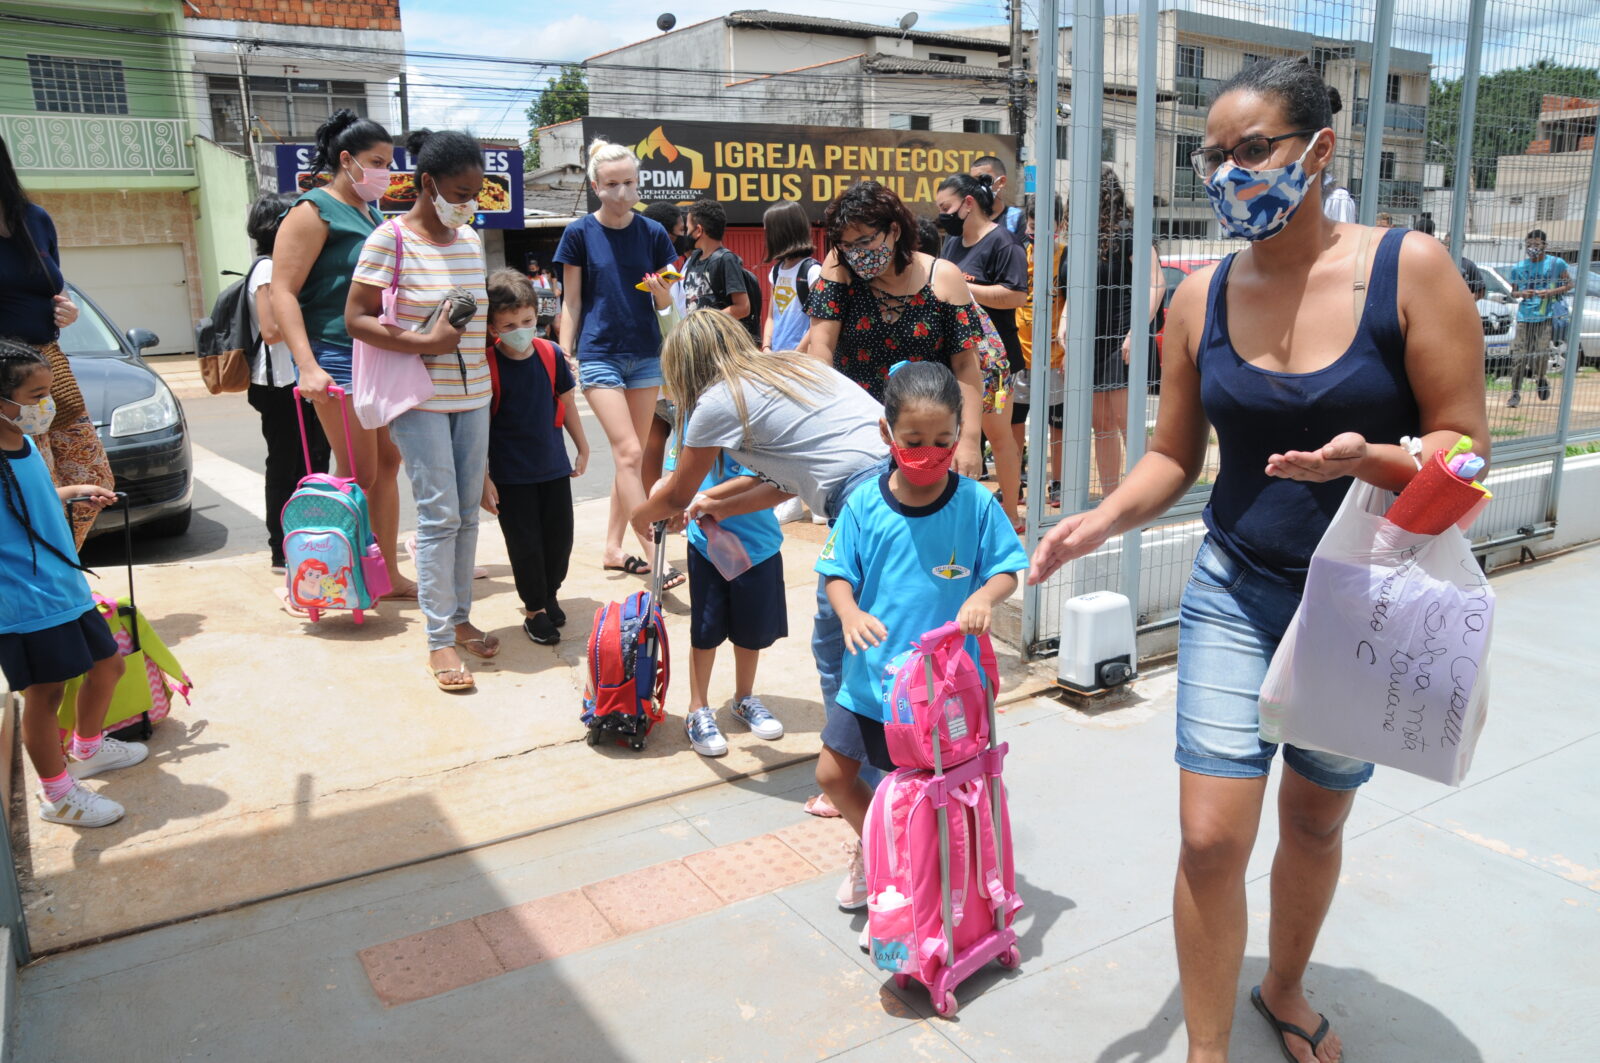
top-left (58, 594), bottom-right (191, 745)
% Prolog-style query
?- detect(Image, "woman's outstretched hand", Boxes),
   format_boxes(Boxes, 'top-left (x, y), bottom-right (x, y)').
top-left (1027, 507), bottom-right (1114, 585)
top-left (1265, 431), bottom-right (1367, 483)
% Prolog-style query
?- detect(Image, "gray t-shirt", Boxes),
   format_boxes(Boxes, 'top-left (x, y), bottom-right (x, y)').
top-left (682, 368), bottom-right (888, 515)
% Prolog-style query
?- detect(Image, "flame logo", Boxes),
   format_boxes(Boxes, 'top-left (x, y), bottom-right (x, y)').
top-left (633, 126), bottom-right (712, 190)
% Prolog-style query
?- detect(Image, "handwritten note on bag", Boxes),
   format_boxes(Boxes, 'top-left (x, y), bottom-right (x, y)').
top-left (1259, 483), bottom-right (1495, 786)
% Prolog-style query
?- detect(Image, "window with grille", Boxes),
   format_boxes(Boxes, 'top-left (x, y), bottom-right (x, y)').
top-left (1177, 45), bottom-right (1205, 79)
top-left (1380, 151), bottom-right (1396, 180)
top-left (28, 55), bottom-right (128, 115)
top-left (928, 52), bottom-right (967, 64)
top-left (1536, 194), bottom-right (1567, 221)
top-left (889, 113), bottom-right (931, 131)
top-left (1386, 73), bottom-right (1401, 103)
top-left (207, 75), bottom-right (372, 147)
top-left (963, 118), bottom-right (1000, 134)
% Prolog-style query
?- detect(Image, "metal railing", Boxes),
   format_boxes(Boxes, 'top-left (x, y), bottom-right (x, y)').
top-left (1354, 98), bottom-right (1429, 132)
top-left (1349, 176), bottom-right (1425, 209)
top-left (0, 114), bottom-right (192, 175)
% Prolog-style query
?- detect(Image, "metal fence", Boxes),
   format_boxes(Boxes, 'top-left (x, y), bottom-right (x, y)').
top-left (1021, 0), bottom-right (1600, 658)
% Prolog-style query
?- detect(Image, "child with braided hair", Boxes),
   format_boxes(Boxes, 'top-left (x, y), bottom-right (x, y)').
top-left (0, 340), bottom-right (147, 827)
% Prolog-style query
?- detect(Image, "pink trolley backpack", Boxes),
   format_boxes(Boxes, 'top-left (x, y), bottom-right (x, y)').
top-left (864, 624), bottom-right (1023, 1017)
top-left (282, 384), bottom-right (392, 622)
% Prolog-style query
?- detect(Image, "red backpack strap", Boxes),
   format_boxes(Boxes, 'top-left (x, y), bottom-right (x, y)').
top-left (530, 338), bottom-right (565, 428)
top-left (593, 603), bottom-right (627, 688)
top-left (485, 339), bottom-right (502, 418)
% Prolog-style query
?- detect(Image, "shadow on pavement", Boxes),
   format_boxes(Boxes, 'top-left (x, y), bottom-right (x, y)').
top-left (1094, 960), bottom-right (1486, 1063)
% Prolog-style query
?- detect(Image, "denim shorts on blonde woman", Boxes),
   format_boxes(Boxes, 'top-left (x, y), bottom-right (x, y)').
top-left (1174, 536), bottom-right (1374, 790)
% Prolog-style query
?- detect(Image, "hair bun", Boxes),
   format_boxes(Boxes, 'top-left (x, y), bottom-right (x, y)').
top-left (1326, 87), bottom-right (1343, 115)
top-left (404, 129), bottom-right (433, 156)
top-left (975, 173), bottom-right (993, 188)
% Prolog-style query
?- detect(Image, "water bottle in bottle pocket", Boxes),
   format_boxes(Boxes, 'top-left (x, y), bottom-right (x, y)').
top-left (699, 516), bottom-right (753, 581)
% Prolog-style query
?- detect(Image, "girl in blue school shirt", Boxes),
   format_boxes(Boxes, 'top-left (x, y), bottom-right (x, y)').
top-left (814, 359), bottom-right (1028, 910)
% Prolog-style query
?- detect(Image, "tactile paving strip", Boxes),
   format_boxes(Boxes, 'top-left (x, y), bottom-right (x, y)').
top-left (681, 834), bottom-right (820, 904)
top-left (772, 815), bottom-right (857, 872)
top-left (473, 889), bottom-right (618, 971)
top-left (359, 920), bottom-right (506, 1007)
top-left (581, 859), bottom-right (724, 937)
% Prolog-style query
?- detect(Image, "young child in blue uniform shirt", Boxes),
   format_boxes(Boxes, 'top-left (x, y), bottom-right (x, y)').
top-left (667, 437), bottom-right (788, 756)
top-left (0, 341), bottom-right (146, 828)
top-left (814, 360), bottom-right (1027, 910)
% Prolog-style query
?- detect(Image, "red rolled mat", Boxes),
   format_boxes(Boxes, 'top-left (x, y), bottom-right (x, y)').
top-left (1385, 448), bottom-right (1487, 535)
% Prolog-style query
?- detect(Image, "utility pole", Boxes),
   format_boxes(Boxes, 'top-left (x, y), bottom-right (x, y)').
top-left (235, 45), bottom-right (260, 191)
top-left (1008, 0), bottom-right (1027, 156)
top-left (397, 70), bottom-right (411, 132)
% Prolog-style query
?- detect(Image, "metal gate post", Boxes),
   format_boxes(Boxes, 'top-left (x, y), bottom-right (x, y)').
top-left (1358, 0), bottom-right (1396, 227)
top-left (1118, 0), bottom-right (1158, 616)
top-left (1544, 128), bottom-right (1600, 518)
top-left (1062, 0), bottom-right (1105, 516)
top-left (1446, 0), bottom-right (1488, 262)
top-left (1022, 0), bottom-right (1062, 655)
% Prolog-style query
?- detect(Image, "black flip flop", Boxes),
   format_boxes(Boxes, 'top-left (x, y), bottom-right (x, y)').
top-left (1251, 985), bottom-right (1331, 1063)
top-left (661, 566), bottom-right (687, 591)
top-left (604, 555), bottom-right (650, 575)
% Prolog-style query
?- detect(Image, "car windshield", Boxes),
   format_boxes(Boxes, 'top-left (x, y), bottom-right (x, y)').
top-left (57, 291), bottom-right (125, 357)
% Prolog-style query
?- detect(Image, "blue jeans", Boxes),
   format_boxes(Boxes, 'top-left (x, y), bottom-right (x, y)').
top-left (812, 458), bottom-right (891, 782)
top-left (295, 341), bottom-right (354, 388)
top-left (1175, 537), bottom-right (1374, 791)
top-left (389, 405), bottom-right (491, 651)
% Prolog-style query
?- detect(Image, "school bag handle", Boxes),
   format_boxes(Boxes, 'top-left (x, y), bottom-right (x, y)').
top-left (67, 491), bottom-right (138, 653)
top-left (292, 383), bottom-right (359, 480)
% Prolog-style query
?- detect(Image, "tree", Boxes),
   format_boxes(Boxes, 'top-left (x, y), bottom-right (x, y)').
top-left (525, 65), bottom-right (589, 170)
top-left (1428, 59), bottom-right (1600, 190)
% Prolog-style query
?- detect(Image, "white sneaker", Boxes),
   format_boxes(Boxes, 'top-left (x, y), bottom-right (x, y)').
top-left (731, 696), bottom-right (784, 740)
top-left (68, 736), bottom-right (149, 779)
top-left (773, 497), bottom-right (805, 524)
top-left (39, 784), bottom-right (124, 827)
top-left (685, 706), bottom-right (728, 757)
top-left (836, 840), bottom-right (868, 910)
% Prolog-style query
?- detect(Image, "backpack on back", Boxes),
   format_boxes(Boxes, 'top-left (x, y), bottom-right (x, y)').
top-left (281, 385), bottom-right (390, 623)
top-left (882, 624), bottom-right (999, 771)
top-left (769, 257), bottom-right (821, 319)
top-left (194, 258), bottom-right (264, 395)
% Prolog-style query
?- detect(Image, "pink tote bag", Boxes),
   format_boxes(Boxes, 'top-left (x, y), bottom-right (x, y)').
top-left (351, 219), bottom-right (434, 428)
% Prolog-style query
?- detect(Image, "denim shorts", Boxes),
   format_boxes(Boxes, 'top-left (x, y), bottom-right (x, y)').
top-left (579, 354), bottom-right (662, 391)
top-left (1175, 537), bottom-right (1375, 791)
top-left (294, 342), bottom-right (354, 389)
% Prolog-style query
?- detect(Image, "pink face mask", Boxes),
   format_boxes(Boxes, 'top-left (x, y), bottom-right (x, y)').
top-left (345, 157), bottom-right (390, 202)
top-left (890, 442), bottom-right (954, 486)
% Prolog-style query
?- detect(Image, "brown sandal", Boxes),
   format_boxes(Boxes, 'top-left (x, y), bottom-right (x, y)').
top-left (428, 663), bottom-right (475, 692)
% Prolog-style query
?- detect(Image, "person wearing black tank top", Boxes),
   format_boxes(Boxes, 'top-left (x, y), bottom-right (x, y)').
top-left (1030, 58), bottom-right (1487, 1063)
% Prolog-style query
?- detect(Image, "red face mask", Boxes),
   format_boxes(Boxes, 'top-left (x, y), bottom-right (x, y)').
top-left (890, 442), bottom-right (954, 486)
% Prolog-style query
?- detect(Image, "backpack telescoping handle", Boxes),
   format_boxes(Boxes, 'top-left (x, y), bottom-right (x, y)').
top-left (647, 519), bottom-right (668, 600)
top-left (66, 490), bottom-right (139, 653)
top-left (292, 383), bottom-right (359, 480)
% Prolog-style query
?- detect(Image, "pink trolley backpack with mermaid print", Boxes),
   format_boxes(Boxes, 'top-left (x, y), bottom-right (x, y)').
top-left (281, 384), bottom-right (391, 623)
top-left (864, 624), bottom-right (1022, 1017)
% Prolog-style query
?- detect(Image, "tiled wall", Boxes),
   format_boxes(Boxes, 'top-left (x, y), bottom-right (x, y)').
top-left (32, 190), bottom-right (205, 324)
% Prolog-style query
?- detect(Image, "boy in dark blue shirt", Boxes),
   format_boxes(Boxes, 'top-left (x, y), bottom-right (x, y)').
top-left (482, 270), bottom-right (590, 644)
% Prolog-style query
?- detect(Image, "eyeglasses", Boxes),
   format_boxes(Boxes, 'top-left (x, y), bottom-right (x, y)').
top-left (841, 229), bottom-right (887, 251)
top-left (1190, 129), bottom-right (1318, 179)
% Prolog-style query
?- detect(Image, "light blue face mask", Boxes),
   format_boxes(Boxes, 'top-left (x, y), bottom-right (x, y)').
top-left (498, 327), bottom-right (537, 353)
top-left (1203, 136), bottom-right (1321, 242)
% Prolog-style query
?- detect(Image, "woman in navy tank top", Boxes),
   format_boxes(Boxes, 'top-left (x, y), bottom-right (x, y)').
top-left (1030, 59), bottom-right (1487, 1062)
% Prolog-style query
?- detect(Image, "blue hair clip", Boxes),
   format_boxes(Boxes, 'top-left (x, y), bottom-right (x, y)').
top-left (888, 360), bottom-right (912, 376)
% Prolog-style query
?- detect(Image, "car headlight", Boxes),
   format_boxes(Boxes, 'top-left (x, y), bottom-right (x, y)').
top-left (110, 386), bottom-right (180, 438)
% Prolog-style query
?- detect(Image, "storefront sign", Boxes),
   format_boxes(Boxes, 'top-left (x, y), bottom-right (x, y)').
top-left (274, 144), bottom-right (525, 229)
top-left (581, 118), bottom-right (1017, 224)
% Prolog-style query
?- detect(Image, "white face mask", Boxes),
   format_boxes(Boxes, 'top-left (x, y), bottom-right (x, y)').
top-left (596, 180), bottom-right (640, 209)
top-left (498, 327), bottom-right (537, 353)
top-left (427, 177), bottom-right (478, 228)
top-left (2, 394), bottom-right (55, 435)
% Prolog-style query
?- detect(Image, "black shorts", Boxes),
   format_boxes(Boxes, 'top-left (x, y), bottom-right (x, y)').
top-left (686, 547), bottom-right (788, 651)
top-left (820, 700), bottom-right (896, 773)
top-left (0, 607), bottom-right (119, 691)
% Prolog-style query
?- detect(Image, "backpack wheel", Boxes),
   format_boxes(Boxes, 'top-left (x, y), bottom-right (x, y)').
top-left (630, 736), bottom-right (646, 751)
top-left (933, 991), bottom-right (958, 1018)
top-left (585, 726), bottom-right (602, 746)
top-left (998, 946), bottom-right (1021, 969)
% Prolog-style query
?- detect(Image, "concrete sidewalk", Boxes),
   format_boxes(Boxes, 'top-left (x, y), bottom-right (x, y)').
top-left (14, 544), bottom-right (1597, 1061)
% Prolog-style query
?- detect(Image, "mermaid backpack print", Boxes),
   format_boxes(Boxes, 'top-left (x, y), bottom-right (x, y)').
top-left (281, 385), bottom-right (391, 623)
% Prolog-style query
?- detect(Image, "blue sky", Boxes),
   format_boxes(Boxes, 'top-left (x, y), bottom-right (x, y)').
top-left (397, 0), bottom-right (1011, 138)
top-left (396, 0), bottom-right (1597, 141)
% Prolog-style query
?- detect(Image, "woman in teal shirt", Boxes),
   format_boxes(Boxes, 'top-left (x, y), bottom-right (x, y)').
top-left (270, 109), bottom-right (413, 599)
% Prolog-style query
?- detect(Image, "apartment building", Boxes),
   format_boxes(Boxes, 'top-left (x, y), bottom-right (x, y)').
top-left (1488, 95), bottom-right (1597, 254)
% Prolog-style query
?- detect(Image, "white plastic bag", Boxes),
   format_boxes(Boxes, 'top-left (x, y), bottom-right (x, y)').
top-left (1259, 480), bottom-right (1494, 785)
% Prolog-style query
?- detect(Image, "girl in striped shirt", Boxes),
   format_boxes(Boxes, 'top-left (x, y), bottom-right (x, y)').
top-left (348, 129), bottom-right (493, 692)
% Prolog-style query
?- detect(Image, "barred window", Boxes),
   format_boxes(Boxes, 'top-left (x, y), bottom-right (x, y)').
top-left (28, 55), bottom-right (128, 115)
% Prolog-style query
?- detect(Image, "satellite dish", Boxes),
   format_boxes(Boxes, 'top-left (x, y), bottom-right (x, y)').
top-left (657, 12), bottom-right (676, 31)
top-left (898, 11), bottom-right (919, 31)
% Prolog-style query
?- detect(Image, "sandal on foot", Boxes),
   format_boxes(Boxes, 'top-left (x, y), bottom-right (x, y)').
top-left (661, 566), bottom-right (686, 591)
top-left (604, 555), bottom-right (649, 575)
top-left (428, 664), bottom-right (475, 692)
top-left (456, 633), bottom-right (501, 659)
top-left (272, 585), bottom-right (310, 620)
top-left (1250, 985), bottom-right (1331, 1063)
top-left (804, 793), bottom-right (841, 818)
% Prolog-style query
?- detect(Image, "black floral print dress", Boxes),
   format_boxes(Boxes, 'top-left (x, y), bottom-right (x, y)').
top-left (806, 263), bottom-right (985, 402)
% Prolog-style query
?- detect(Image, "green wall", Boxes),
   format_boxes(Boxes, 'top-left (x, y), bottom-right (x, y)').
top-left (191, 136), bottom-right (255, 306)
top-left (0, 2), bottom-right (186, 122)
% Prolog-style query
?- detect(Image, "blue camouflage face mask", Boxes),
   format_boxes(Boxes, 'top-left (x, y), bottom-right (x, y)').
top-left (1203, 135), bottom-right (1321, 242)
